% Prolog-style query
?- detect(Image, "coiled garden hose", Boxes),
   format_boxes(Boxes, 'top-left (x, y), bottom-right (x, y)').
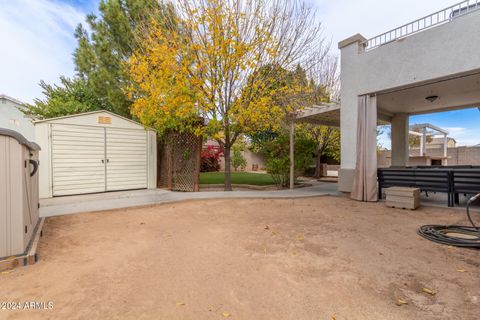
top-left (417, 193), bottom-right (480, 248)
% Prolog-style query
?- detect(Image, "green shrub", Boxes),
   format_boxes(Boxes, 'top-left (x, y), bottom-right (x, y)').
top-left (265, 157), bottom-right (290, 186)
top-left (231, 144), bottom-right (247, 172)
top-left (260, 132), bottom-right (316, 187)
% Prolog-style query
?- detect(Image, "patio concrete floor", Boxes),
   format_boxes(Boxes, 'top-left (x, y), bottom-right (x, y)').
top-left (1, 197), bottom-right (479, 320)
top-left (40, 181), bottom-right (340, 217)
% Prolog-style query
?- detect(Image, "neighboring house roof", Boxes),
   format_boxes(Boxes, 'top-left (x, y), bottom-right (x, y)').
top-left (0, 94), bottom-right (26, 107)
top-left (0, 94), bottom-right (35, 141)
top-left (430, 137), bottom-right (456, 144)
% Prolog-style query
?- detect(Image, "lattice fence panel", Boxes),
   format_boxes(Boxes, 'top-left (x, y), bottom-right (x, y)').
top-left (158, 131), bottom-right (202, 192)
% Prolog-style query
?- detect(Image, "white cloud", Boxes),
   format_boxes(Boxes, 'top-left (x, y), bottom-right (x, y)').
top-left (442, 127), bottom-right (466, 134)
top-left (443, 127), bottom-right (480, 146)
top-left (0, 0), bottom-right (475, 105)
top-left (312, 0), bottom-right (457, 54)
top-left (0, 0), bottom-right (87, 103)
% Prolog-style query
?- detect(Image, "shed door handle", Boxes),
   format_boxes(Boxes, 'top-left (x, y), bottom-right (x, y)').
top-left (29, 160), bottom-right (39, 177)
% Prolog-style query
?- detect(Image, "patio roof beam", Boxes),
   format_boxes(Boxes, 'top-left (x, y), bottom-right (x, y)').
top-left (293, 102), bottom-right (341, 128)
top-left (378, 112), bottom-right (393, 123)
top-left (295, 103), bottom-right (340, 120)
top-left (410, 123), bottom-right (449, 135)
top-left (295, 119), bottom-right (340, 127)
top-left (409, 131), bottom-right (423, 136)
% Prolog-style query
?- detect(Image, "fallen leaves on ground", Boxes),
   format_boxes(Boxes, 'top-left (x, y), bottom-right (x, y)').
top-left (396, 298), bottom-right (408, 306)
top-left (457, 269), bottom-right (467, 273)
top-left (222, 312), bottom-right (232, 317)
top-left (422, 287), bottom-right (436, 295)
top-left (176, 302), bottom-right (185, 306)
top-left (1, 270), bottom-right (14, 274)
top-left (264, 225), bottom-right (270, 230)
top-left (297, 234), bottom-right (305, 241)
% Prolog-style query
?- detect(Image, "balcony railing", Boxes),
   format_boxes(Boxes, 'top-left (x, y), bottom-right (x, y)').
top-left (364, 0), bottom-right (480, 51)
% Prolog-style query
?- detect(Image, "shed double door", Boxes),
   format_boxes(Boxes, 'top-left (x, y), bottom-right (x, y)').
top-left (51, 124), bottom-right (147, 196)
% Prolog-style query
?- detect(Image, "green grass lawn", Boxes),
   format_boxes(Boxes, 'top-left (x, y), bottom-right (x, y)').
top-left (199, 172), bottom-right (274, 185)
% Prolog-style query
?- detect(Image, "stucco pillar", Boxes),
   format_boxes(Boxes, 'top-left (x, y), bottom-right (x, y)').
top-left (443, 134), bottom-right (448, 158)
top-left (338, 34), bottom-right (367, 193)
top-left (419, 133), bottom-right (424, 156)
top-left (391, 113), bottom-right (409, 167)
top-left (420, 128), bottom-right (427, 156)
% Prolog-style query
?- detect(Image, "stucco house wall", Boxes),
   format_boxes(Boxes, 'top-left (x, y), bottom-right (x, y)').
top-left (0, 95), bottom-right (35, 141)
top-left (339, 9), bottom-right (480, 192)
top-left (218, 149), bottom-right (266, 172)
top-left (204, 139), bottom-right (266, 172)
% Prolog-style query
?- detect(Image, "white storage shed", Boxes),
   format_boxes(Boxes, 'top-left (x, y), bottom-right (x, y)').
top-left (35, 111), bottom-right (157, 198)
top-left (0, 129), bottom-right (40, 259)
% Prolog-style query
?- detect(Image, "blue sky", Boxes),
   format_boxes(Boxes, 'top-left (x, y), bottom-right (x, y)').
top-left (1, 0), bottom-right (479, 146)
top-left (410, 108), bottom-right (480, 147)
top-left (378, 108), bottom-right (480, 148)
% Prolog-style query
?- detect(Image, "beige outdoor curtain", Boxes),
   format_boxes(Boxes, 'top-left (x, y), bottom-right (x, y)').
top-left (351, 95), bottom-right (378, 202)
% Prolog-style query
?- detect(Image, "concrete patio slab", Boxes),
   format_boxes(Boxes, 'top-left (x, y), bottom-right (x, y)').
top-left (40, 181), bottom-right (340, 217)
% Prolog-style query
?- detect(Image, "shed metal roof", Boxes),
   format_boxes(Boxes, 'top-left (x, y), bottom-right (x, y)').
top-left (34, 110), bottom-right (155, 131)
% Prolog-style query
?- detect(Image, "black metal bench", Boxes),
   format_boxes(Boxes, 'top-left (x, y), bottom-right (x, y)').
top-left (378, 168), bottom-right (416, 199)
top-left (451, 169), bottom-right (480, 205)
top-left (378, 168), bottom-right (453, 206)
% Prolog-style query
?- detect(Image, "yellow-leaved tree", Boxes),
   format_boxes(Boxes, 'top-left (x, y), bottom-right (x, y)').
top-left (127, 0), bottom-right (328, 191)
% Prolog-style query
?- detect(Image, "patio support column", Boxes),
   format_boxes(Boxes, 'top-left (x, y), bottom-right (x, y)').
top-left (421, 128), bottom-right (427, 156)
top-left (419, 133), bottom-right (424, 156)
top-left (443, 134), bottom-right (448, 158)
top-left (443, 134), bottom-right (448, 165)
top-left (289, 120), bottom-right (295, 190)
top-left (391, 113), bottom-right (409, 167)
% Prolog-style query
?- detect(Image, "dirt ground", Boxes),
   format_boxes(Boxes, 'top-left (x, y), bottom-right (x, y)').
top-left (1, 196), bottom-right (479, 320)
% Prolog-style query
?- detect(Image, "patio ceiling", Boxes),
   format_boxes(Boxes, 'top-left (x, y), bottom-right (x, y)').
top-left (377, 71), bottom-right (480, 116)
top-left (294, 102), bottom-right (340, 127)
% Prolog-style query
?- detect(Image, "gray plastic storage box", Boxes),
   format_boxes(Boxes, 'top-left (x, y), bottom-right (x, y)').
top-left (385, 187), bottom-right (421, 210)
top-left (0, 129), bottom-right (40, 258)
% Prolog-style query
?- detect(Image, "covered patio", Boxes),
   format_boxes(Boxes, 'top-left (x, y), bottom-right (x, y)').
top-left (338, 2), bottom-right (480, 203)
top-left (376, 72), bottom-right (480, 169)
top-left (288, 102), bottom-right (340, 189)
top-left (374, 72), bottom-right (480, 206)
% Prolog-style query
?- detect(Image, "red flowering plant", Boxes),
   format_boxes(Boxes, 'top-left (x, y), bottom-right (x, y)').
top-left (200, 145), bottom-right (224, 172)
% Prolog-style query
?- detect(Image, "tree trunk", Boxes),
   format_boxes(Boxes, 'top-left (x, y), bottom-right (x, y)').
top-left (314, 151), bottom-right (321, 178)
top-left (224, 145), bottom-right (232, 191)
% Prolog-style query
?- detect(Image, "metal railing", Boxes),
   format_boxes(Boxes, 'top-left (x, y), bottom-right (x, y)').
top-left (364, 0), bottom-right (480, 51)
